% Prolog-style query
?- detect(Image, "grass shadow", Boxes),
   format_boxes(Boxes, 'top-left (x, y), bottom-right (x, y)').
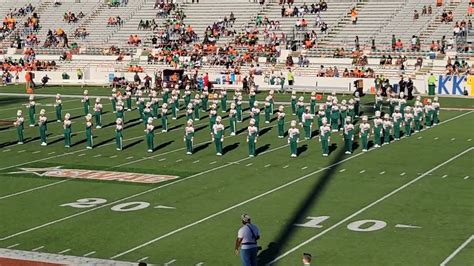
top-left (153, 140), bottom-right (174, 151)
top-left (223, 142), bottom-right (240, 155)
top-left (124, 139), bottom-right (143, 150)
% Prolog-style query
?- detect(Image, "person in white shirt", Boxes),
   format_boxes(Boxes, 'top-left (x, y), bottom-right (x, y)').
top-left (235, 214), bottom-right (260, 266)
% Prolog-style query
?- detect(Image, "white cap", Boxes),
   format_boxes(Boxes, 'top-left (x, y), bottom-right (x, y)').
top-left (96, 97), bottom-right (101, 103)
top-left (241, 214), bottom-right (251, 223)
top-left (147, 117), bottom-right (153, 124)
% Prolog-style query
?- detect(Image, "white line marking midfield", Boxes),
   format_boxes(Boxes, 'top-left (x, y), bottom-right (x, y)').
top-left (268, 147), bottom-right (473, 264)
top-left (440, 235), bottom-right (474, 266)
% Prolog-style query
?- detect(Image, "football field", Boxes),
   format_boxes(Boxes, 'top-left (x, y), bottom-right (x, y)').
top-left (0, 86), bottom-right (473, 265)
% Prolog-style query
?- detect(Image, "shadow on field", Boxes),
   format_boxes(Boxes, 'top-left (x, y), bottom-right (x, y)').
top-left (95, 137), bottom-right (116, 148)
top-left (154, 140), bottom-right (173, 151)
top-left (124, 139), bottom-right (143, 150)
top-left (194, 124), bottom-right (207, 133)
top-left (73, 138), bottom-right (87, 147)
top-left (297, 144), bottom-right (308, 156)
top-left (168, 124), bottom-right (182, 132)
top-left (0, 126), bottom-right (14, 132)
top-left (257, 148), bottom-right (346, 265)
top-left (259, 127), bottom-right (272, 137)
top-left (256, 144), bottom-right (270, 155)
top-left (223, 142), bottom-right (240, 154)
top-left (193, 142), bottom-right (211, 153)
top-left (0, 141), bottom-right (17, 149)
top-left (124, 121), bottom-right (142, 129)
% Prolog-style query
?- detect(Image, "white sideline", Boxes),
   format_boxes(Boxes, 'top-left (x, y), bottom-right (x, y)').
top-left (268, 147), bottom-right (473, 264)
top-left (440, 235), bottom-right (474, 266)
top-left (0, 143), bottom-right (291, 241)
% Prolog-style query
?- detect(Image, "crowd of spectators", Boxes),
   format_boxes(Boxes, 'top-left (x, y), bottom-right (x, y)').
top-left (107, 16), bottom-right (123, 27)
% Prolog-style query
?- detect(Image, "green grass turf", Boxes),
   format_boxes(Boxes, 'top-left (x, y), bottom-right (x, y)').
top-left (0, 88), bottom-right (473, 265)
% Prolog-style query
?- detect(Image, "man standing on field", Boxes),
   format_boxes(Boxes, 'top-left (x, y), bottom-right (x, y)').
top-left (235, 214), bottom-right (260, 266)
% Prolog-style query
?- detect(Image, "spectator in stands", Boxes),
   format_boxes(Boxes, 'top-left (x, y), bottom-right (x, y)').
top-left (351, 7), bottom-right (358, 24)
top-left (413, 10), bottom-right (419, 20)
top-left (391, 35), bottom-right (396, 51)
top-left (415, 56), bottom-right (423, 70)
top-left (428, 5), bottom-right (432, 14)
top-left (41, 75), bottom-right (50, 88)
top-left (422, 5), bottom-right (427, 15)
top-left (395, 39), bottom-right (403, 52)
top-left (54, 0), bottom-right (62, 6)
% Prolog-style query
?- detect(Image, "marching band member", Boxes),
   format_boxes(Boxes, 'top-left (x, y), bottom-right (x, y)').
top-left (236, 95), bottom-right (243, 122)
top-left (54, 94), bottom-right (62, 122)
top-left (229, 103), bottom-right (237, 136)
top-left (330, 103), bottom-right (340, 132)
top-left (277, 105), bottom-right (285, 138)
top-left (63, 113), bottom-right (72, 148)
top-left (432, 96), bottom-right (440, 125)
top-left (324, 95), bottom-right (332, 119)
top-left (38, 109), bottom-right (48, 146)
top-left (183, 86), bottom-right (192, 108)
top-left (161, 103), bottom-right (169, 132)
top-left (374, 91), bottom-right (383, 112)
top-left (424, 99), bottom-right (433, 128)
top-left (151, 90), bottom-right (160, 118)
top-left (392, 106), bottom-right (403, 140)
top-left (212, 116), bottom-right (225, 156)
top-left (171, 92), bottom-right (179, 120)
top-left (193, 94), bottom-right (201, 121)
top-left (302, 107), bottom-right (313, 140)
top-left (110, 88), bottom-right (118, 113)
top-left (296, 96), bottom-right (305, 122)
top-left (220, 90), bottom-right (227, 113)
top-left (354, 91), bottom-right (361, 118)
top-left (162, 86), bottom-right (170, 105)
top-left (264, 97), bottom-right (272, 124)
top-left (116, 99), bottom-right (125, 121)
top-left (388, 92), bottom-right (397, 116)
top-left (288, 120), bottom-right (300, 158)
top-left (310, 91), bottom-right (317, 114)
top-left (201, 89), bottom-right (209, 112)
top-left (145, 117), bottom-right (154, 152)
top-left (373, 111), bottom-right (383, 148)
top-left (186, 103), bottom-right (194, 121)
top-left (247, 119), bottom-right (258, 157)
top-left (414, 101), bottom-right (423, 132)
top-left (251, 102), bottom-right (261, 132)
top-left (343, 117), bottom-right (354, 154)
top-left (403, 106), bottom-right (414, 137)
top-left (319, 117), bottom-right (331, 157)
top-left (184, 119), bottom-right (195, 155)
top-left (143, 102), bottom-right (153, 126)
top-left (382, 113), bottom-right (393, 145)
top-left (85, 113), bottom-right (93, 149)
top-left (115, 118), bottom-right (124, 151)
top-left (27, 95), bottom-right (36, 127)
top-left (398, 92), bottom-right (407, 117)
top-left (125, 86), bottom-right (133, 111)
top-left (359, 115), bottom-right (370, 152)
top-left (209, 104), bottom-right (218, 131)
top-left (347, 99), bottom-right (355, 122)
top-left (94, 98), bottom-right (103, 128)
top-left (82, 90), bottom-right (90, 116)
top-left (14, 110), bottom-right (25, 144)
top-left (339, 99), bottom-right (348, 130)
top-left (290, 90), bottom-right (297, 115)
top-left (269, 89), bottom-right (275, 113)
top-left (137, 91), bottom-right (145, 122)
top-left (317, 105), bottom-right (325, 129)
top-left (249, 88), bottom-right (256, 109)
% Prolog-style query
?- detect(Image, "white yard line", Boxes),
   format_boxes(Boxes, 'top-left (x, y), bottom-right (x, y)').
top-left (58, 248), bottom-right (71, 254)
top-left (6, 243), bottom-right (19, 248)
top-left (32, 246), bottom-right (44, 251)
top-left (2, 149), bottom-right (11, 153)
top-left (440, 235), bottom-right (474, 266)
top-left (165, 259), bottom-right (176, 265)
top-left (137, 256), bottom-right (148, 262)
top-left (268, 147), bottom-right (473, 264)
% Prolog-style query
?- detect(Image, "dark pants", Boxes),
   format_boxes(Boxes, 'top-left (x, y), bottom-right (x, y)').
top-left (240, 247), bottom-right (258, 266)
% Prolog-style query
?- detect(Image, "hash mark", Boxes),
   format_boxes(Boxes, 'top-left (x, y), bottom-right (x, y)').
top-left (468, 139), bottom-right (472, 141)
top-left (339, 169), bottom-right (346, 172)
top-left (83, 251), bottom-right (96, 257)
top-left (417, 136), bottom-right (422, 139)
top-left (32, 151), bottom-right (41, 154)
top-left (193, 160), bottom-right (200, 164)
top-left (434, 137), bottom-right (439, 140)
top-left (175, 159), bottom-right (182, 162)
top-left (48, 152), bottom-right (55, 155)
top-left (246, 163), bottom-right (253, 166)
top-left (58, 249), bottom-right (71, 254)
top-left (264, 164), bottom-right (271, 168)
top-left (165, 259), bottom-right (177, 265)
top-left (196, 263), bottom-right (204, 266)
top-left (302, 166), bottom-right (308, 170)
top-left (451, 138), bottom-right (456, 141)
top-left (18, 150), bottom-right (26, 153)
top-left (360, 170), bottom-right (366, 174)
top-left (126, 156), bottom-right (134, 159)
top-left (93, 154), bottom-right (102, 158)
top-left (138, 257), bottom-right (149, 262)
top-left (442, 174), bottom-right (448, 178)
top-left (7, 243), bottom-right (19, 248)
top-left (159, 158), bottom-right (167, 161)
top-left (78, 154), bottom-right (86, 157)
top-left (400, 172), bottom-right (406, 176)
top-left (283, 165), bottom-right (289, 168)
top-left (464, 176), bottom-right (470, 180)
top-left (209, 161), bottom-right (217, 165)
top-left (110, 155), bottom-right (117, 159)
top-left (380, 171), bottom-right (385, 175)
top-left (32, 246), bottom-right (44, 251)
top-left (2, 149), bottom-right (10, 152)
